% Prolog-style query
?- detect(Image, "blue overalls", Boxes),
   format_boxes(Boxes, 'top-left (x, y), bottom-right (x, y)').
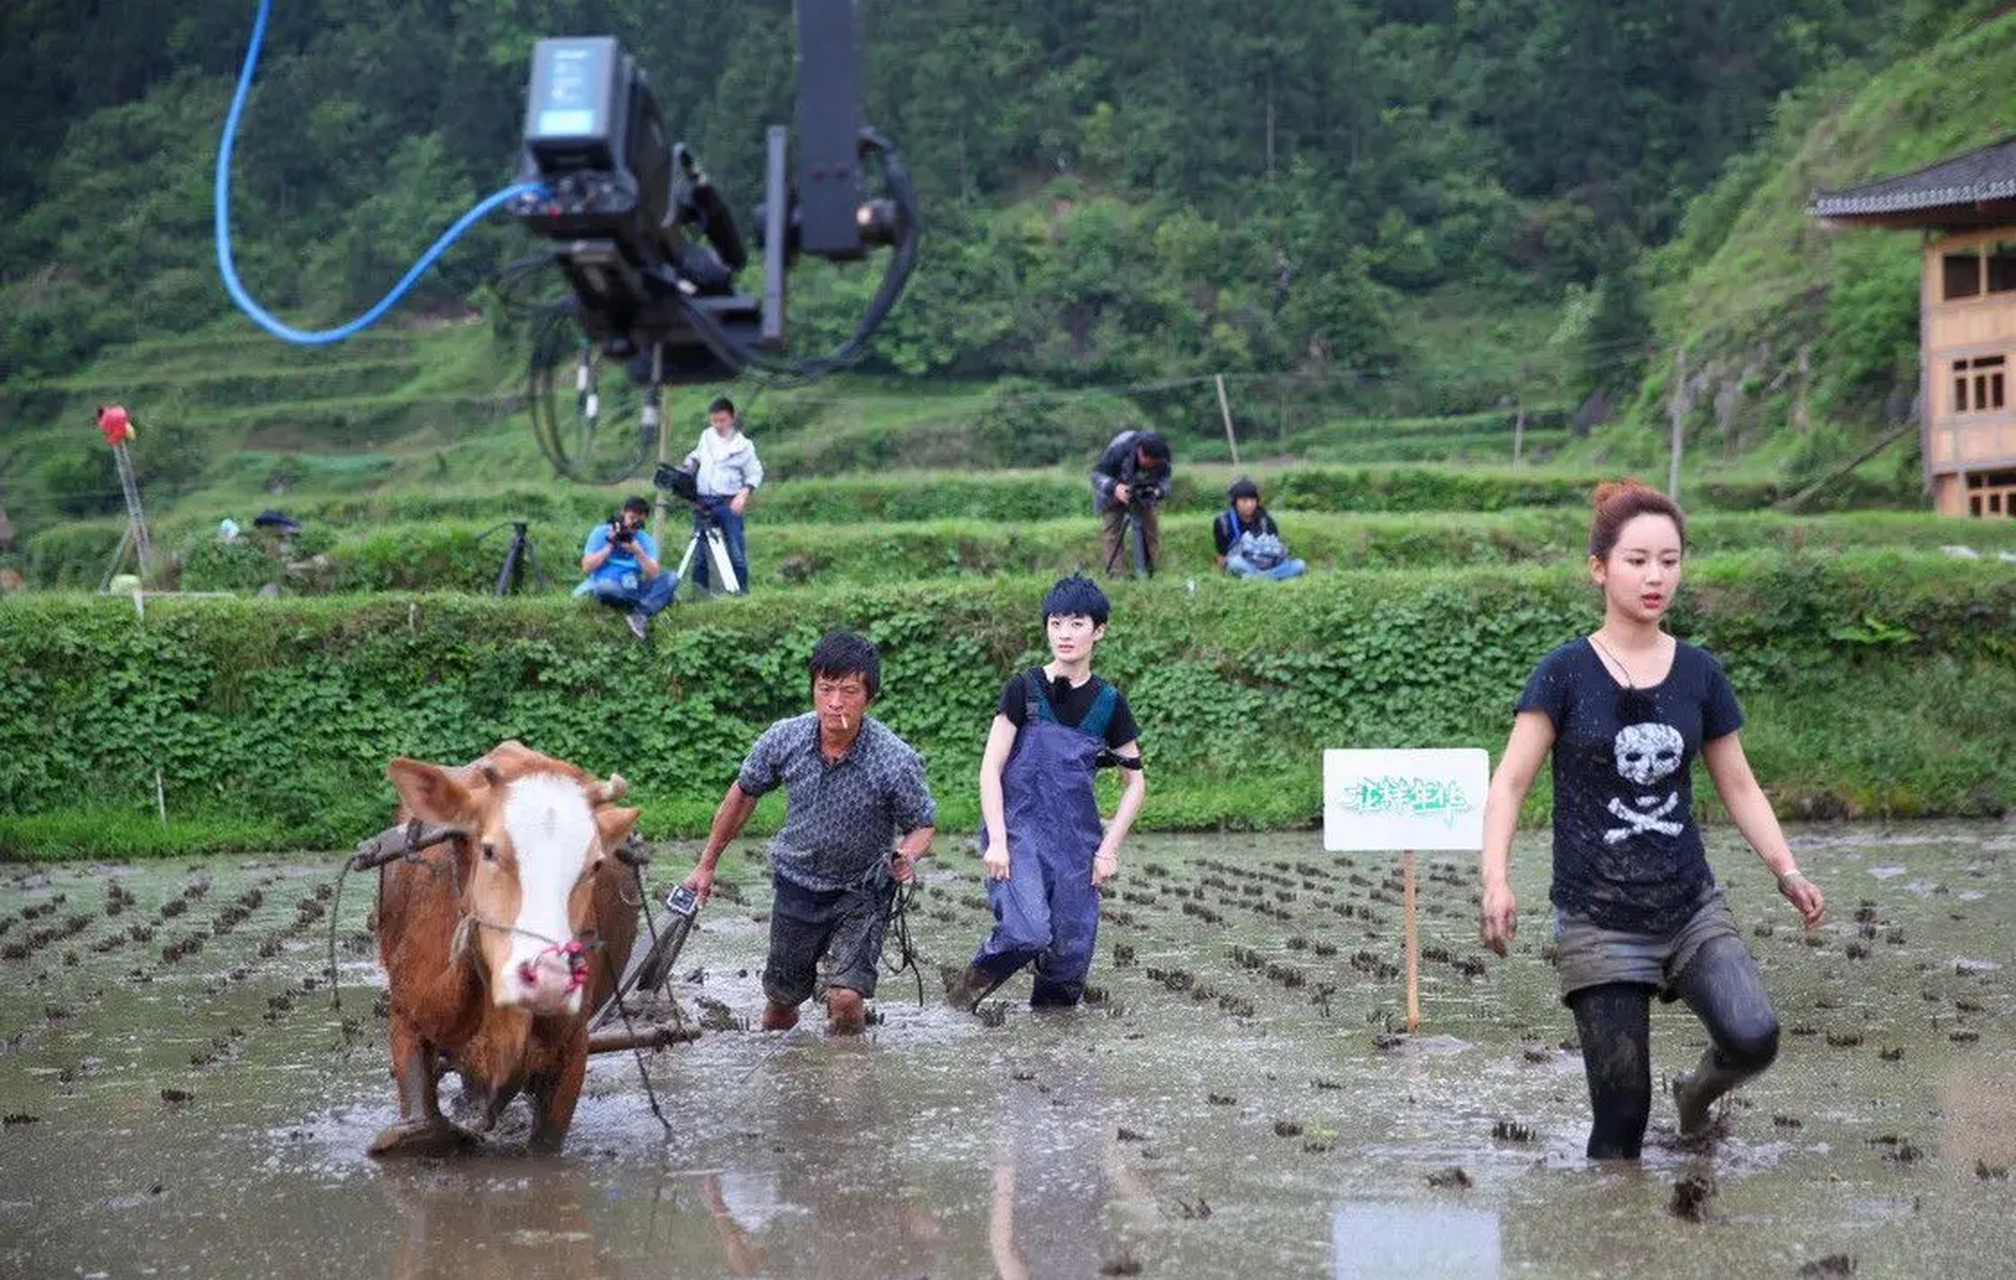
top-left (969, 670), bottom-right (1115, 1006)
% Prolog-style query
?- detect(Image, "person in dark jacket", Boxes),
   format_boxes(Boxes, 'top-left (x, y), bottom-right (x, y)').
top-left (1211, 478), bottom-right (1306, 580)
top-left (1089, 429), bottom-right (1171, 575)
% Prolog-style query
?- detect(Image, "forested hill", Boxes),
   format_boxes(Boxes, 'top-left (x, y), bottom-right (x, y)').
top-left (0, 1), bottom-right (2001, 423)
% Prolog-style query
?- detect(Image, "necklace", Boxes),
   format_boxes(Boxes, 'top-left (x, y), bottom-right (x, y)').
top-left (1589, 632), bottom-right (1662, 724)
top-left (1587, 632), bottom-right (1638, 688)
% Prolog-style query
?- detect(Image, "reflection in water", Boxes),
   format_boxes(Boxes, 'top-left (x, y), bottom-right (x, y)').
top-left (987, 1049), bottom-right (1154, 1280)
top-left (1332, 1202), bottom-right (1502, 1280)
top-left (1937, 1058), bottom-right (2016, 1172)
top-left (699, 1048), bottom-right (952, 1280)
top-left (383, 1161), bottom-right (625, 1280)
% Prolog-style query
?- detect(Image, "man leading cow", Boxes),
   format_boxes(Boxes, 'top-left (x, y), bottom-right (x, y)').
top-left (682, 631), bottom-right (937, 1035)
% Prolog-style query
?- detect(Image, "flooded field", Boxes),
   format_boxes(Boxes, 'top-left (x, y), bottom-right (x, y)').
top-left (2, 822), bottom-right (2012, 1280)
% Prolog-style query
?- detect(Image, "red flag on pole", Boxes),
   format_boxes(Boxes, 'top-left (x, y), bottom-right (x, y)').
top-left (96, 404), bottom-right (135, 446)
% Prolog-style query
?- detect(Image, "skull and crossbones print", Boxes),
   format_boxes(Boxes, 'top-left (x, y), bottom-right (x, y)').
top-left (1605, 721), bottom-right (1684, 843)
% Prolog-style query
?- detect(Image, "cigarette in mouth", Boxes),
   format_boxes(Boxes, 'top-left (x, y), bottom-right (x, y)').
top-left (840, 714), bottom-right (849, 731)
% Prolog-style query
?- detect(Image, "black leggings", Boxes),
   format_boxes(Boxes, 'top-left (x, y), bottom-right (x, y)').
top-left (1566, 935), bottom-right (1780, 1159)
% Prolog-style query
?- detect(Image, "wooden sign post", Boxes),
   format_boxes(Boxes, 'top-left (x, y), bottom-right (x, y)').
top-left (1323, 748), bottom-right (1488, 1032)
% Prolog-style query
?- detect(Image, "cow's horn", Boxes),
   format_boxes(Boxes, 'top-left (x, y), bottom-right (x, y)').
top-left (593, 772), bottom-right (629, 804)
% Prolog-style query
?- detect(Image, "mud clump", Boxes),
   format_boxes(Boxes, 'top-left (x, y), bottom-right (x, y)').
top-left (1426, 1166), bottom-right (1471, 1190)
top-left (1112, 943), bottom-right (1136, 968)
top-left (1099, 1252), bottom-right (1143, 1276)
top-left (160, 1088), bottom-right (194, 1106)
top-left (1, 1113), bottom-right (40, 1127)
top-left (1207, 1092), bottom-right (1236, 1106)
top-left (1668, 1171), bottom-right (1716, 1221)
top-left (1798, 1256), bottom-right (1857, 1277)
top-left (1491, 1119), bottom-right (1534, 1143)
top-left (694, 996), bottom-right (740, 1032)
top-left (1976, 1160), bottom-right (2011, 1182)
top-left (1272, 1118), bottom-right (1303, 1138)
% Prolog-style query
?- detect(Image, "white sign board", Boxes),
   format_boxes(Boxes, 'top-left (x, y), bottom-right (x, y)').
top-left (1332, 1202), bottom-right (1502, 1280)
top-left (1322, 748), bottom-right (1489, 853)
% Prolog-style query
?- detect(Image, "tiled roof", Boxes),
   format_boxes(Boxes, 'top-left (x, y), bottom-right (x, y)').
top-left (1809, 134), bottom-right (2016, 218)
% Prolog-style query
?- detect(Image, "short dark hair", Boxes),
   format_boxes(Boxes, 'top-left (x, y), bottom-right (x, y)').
top-left (622, 496), bottom-right (650, 516)
top-left (709, 397), bottom-right (736, 417)
top-left (1042, 574), bottom-right (1109, 626)
top-left (808, 630), bottom-right (881, 700)
top-left (1227, 477), bottom-right (1260, 502)
top-left (1136, 432), bottom-right (1171, 464)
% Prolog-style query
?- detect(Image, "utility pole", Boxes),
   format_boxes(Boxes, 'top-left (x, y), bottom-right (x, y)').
top-left (1666, 351), bottom-right (1688, 501)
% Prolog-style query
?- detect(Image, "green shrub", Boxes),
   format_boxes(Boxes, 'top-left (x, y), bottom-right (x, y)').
top-left (0, 550), bottom-right (2009, 857)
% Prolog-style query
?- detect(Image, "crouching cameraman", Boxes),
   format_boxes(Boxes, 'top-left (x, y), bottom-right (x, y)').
top-left (1091, 428), bottom-right (1172, 576)
top-left (581, 496), bottom-right (673, 639)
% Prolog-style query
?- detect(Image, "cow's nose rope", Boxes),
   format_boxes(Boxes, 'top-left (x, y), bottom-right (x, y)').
top-left (454, 911), bottom-right (604, 984)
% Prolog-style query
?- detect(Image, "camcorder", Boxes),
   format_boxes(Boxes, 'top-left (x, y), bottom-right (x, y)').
top-left (653, 461), bottom-right (701, 503)
top-left (510, 2), bottom-right (918, 387)
top-left (607, 515), bottom-right (638, 545)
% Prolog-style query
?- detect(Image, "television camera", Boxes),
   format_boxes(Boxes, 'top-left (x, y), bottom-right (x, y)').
top-left (508, 1), bottom-right (920, 483)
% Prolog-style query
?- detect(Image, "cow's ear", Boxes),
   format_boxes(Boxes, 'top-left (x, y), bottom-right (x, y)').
top-left (594, 805), bottom-right (641, 849)
top-left (387, 758), bottom-right (476, 828)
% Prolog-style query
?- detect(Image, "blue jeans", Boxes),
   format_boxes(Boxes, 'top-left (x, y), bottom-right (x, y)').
top-left (692, 496), bottom-right (748, 593)
top-left (1226, 554), bottom-right (1305, 580)
top-left (587, 571), bottom-right (676, 617)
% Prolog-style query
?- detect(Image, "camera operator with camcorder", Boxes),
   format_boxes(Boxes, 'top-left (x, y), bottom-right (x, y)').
top-left (581, 496), bottom-right (673, 639)
top-left (680, 396), bottom-right (763, 592)
top-left (1090, 428), bottom-right (1172, 576)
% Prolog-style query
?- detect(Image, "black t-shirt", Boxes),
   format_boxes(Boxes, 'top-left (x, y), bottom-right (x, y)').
top-left (997, 669), bottom-right (1140, 749)
top-left (1517, 638), bottom-right (1745, 934)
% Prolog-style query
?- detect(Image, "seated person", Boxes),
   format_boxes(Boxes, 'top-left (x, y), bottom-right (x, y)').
top-left (579, 496), bottom-right (675, 638)
top-left (1212, 478), bottom-right (1306, 581)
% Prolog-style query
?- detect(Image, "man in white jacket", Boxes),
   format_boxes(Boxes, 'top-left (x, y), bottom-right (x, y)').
top-left (682, 396), bottom-right (764, 592)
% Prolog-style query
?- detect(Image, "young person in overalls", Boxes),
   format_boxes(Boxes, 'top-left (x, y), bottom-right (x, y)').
top-left (945, 576), bottom-right (1147, 1011)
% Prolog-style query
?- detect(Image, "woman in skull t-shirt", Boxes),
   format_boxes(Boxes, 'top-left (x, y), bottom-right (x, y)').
top-left (1477, 481), bottom-right (1828, 1160)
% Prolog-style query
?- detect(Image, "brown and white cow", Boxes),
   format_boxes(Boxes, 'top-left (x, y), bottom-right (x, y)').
top-left (369, 741), bottom-right (640, 1157)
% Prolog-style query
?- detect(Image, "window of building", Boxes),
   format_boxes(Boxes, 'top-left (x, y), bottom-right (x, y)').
top-left (1990, 243), bottom-right (2016, 293)
top-left (1945, 249), bottom-right (1982, 299)
top-left (1966, 470), bottom-right (2016, 518)
top-left (1954, 356), bottom-right (2007, 414)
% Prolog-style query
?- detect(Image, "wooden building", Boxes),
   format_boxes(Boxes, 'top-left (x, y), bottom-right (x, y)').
top-left (1811, 136), bottom-right (2016, 517)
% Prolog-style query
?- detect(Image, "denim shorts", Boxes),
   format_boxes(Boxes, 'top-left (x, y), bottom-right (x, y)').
top-left (762, 874), bottom-right (890, 1006)
top-left (1553, 887), bottom-right (1739, 1005)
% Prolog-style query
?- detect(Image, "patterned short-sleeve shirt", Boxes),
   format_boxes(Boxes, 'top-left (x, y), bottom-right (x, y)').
top-left (737, 713), bottom-right (936, 892)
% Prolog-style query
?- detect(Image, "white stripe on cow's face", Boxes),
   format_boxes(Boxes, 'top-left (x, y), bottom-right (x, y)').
top-left (500, 773), bottom-right (598, 962)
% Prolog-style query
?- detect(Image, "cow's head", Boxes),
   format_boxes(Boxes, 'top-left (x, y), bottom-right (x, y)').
top-left (387, 758), bottom-right (640, 1016)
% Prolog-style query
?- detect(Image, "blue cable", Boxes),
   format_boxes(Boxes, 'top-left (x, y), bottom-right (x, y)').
top-left (214, 0), bottom-right (545, 345)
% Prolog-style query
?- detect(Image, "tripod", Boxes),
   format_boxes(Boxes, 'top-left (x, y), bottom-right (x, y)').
top-left (670, 502), bottom-right (742, 596)
top-left (1103, 493), bottom-right (1159, 579)
top-left (476, 521), bottom-right (554, 597)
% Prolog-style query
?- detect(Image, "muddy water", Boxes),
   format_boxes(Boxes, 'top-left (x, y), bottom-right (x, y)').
top-left (1, 823), bottom-right (2012, 1280)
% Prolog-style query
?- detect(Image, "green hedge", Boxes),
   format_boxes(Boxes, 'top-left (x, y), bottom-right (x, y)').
top-left (1, 550), bottom-right (2011, 857)
top-left (16, 464), bottom-right (1919, 584)
top-left (30, 509), bottom-right (2014, 594)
